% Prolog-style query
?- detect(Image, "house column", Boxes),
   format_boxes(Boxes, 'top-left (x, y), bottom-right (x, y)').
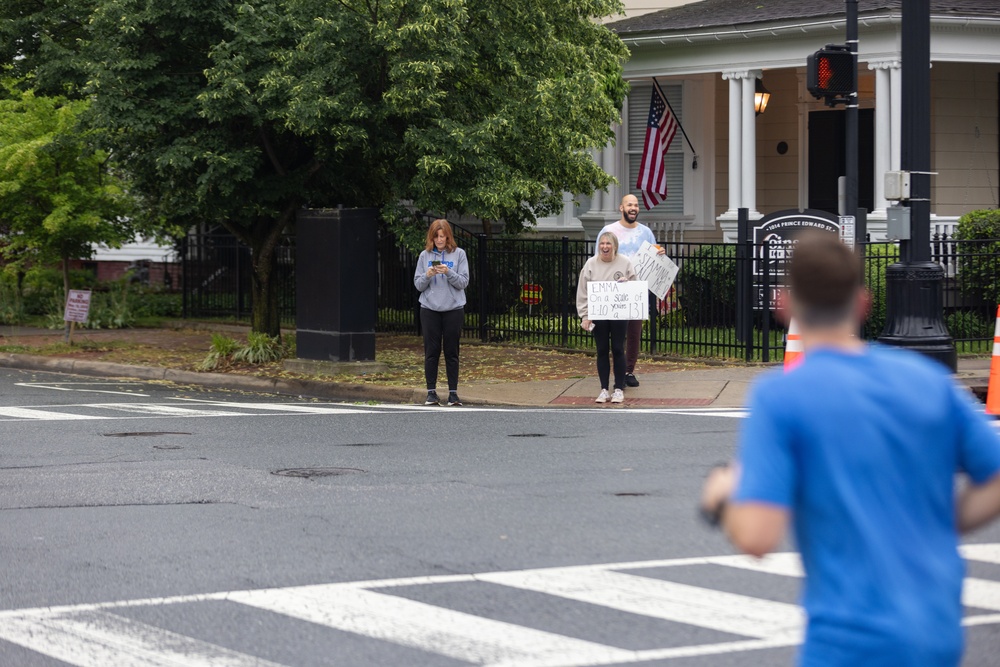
top-left (720, 70), bottom-right (761, 219)
top-left (869, 59), bottom-right (901, 216)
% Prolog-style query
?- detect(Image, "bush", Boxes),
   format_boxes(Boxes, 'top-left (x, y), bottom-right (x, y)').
top-left (232, 332), bottom-right (285, 364)
top-left (678, 244), bottom-right (737, 327)
top-left (198, 334), bottom-right (241, 371)
top-left (946, 310), bottom-right (994, 340)
top-left (863, 243), bottom-right (901, 339)
top-left (954, 209), bottom-right (1000, 312)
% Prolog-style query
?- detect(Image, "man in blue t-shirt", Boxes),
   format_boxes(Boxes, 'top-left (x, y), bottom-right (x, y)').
top-left (700, 231), bottom-right (1000, 666)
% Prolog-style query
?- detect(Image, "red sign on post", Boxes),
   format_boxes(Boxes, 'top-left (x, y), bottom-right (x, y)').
top-left (520, 284), bottom-right (542, 306)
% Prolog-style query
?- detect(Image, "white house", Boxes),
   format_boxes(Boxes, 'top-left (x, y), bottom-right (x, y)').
top-left (536, 0), bottom-right (1000, 243)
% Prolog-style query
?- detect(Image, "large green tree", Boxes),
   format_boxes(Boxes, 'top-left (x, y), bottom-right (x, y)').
top-left (0, 85), bottom-right (134, 302)
top-left (84, 0), bottom-right (628, 336)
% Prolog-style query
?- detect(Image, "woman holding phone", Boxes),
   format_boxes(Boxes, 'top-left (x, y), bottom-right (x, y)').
top-left (576, 232), bottom-right (636, 404)
top-left (414, 219), bottom-right (470, 406)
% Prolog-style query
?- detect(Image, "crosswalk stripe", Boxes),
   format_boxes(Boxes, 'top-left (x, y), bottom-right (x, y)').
top-left (707, 553), bottom-right (804, 578)
top-left (227, 585), bottom-right (638, 667)
top-left (93, 404), bottom-right (248, 417)
top-left (964, 578), bottom-right (1000, 612)
top-left (477, 569), bottom-right (804, 641)
top-left (171, 401), bottom-right (378, 414)
top-left (961, 543), bottom-right (1000, 565)
top-left (0, 609), bottom-right (284, 667)
top-left (0, 407), bottom-right (102, 420)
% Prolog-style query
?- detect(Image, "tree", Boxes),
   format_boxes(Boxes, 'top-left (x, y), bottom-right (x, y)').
top-left (0, 84), bottom-right (135, 309)
top-left (0, 0), bottom-right (94, 96)
top-left (85, 0), bottom-right (629, 336)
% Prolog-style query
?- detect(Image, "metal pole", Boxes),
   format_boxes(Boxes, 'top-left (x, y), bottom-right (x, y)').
top-left (877, 0), bottom-right (956, 370)
top-left (845, 0), bottom-right (859, 222)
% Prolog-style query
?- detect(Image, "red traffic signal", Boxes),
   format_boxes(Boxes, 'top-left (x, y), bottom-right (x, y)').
top-left (807, 46), bottom-right (856, 100)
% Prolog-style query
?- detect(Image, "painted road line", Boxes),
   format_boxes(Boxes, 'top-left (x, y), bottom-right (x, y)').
top-left (0, 407), bottom-right (102, 420)
top-left (477, 569), bottom-right (804, 641)
top-left (167, 400), bottom-right (384, 414)
top-left (0, 609), bottom-right (285, 667)
top-left (227, 585), bottom-right (638, 667)
top-left (964, 578), bottom-right (1000, 612)
top-left (15, 382), bottom-right (149, 397)
top-left (89, 404), bottom-right (249, 417)
top-left (707, 553), bottom-right (805, 578)
top-left (961, 543), bottom-right (1000, 565)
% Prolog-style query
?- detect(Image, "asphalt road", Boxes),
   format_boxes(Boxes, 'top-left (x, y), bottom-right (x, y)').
top-left (1, 367), bottom-right (999, 666)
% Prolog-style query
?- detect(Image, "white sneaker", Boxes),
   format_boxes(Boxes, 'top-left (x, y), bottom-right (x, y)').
top-left (595, 389), bottom-right (610, 403)
top-left (611, 388), bottom-right (625, 403)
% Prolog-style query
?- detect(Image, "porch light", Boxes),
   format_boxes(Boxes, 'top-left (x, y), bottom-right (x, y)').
top-left (754, 79), bottom-right (771, 116)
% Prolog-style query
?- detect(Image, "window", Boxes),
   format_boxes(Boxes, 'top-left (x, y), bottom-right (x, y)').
top-left (626, 81), bottom-right (684, 215)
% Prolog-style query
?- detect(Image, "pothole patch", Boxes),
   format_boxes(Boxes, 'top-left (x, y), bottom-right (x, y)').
top-left (614, 492), bottom-right (651, 497)
top-left (272, 467), bottom-right (366, 479)
top-left (508, 433), bottom-right (547, 438)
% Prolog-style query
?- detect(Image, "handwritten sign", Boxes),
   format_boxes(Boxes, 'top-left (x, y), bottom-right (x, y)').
top-left (633, 242), bottom-right (679, 300)
top-left (64, 289), bottom-right (92, 324)
top-left (587, 281), bottom-right (649, 321)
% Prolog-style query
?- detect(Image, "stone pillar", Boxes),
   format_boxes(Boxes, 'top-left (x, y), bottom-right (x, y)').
top-left (741, 70), bottom-right (761, 216)
top-left (722, 72), bottom-right (743, 217)
top-left (869, 60), bottom-right (899, 215)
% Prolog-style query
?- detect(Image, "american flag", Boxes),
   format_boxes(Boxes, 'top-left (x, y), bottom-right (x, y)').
top-left (636, 81), bottom-right (678, 209)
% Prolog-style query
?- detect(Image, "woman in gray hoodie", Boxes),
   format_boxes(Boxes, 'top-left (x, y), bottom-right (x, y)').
top-left (414, 219), bottom-right (470, 406)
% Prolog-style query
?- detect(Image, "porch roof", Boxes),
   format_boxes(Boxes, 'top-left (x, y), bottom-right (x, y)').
top-left (609, 0), bottom-right (1000, 36)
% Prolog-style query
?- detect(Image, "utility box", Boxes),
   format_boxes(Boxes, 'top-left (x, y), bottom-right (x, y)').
top-left (884, 171), bottom-right (911, 201)
top-left (295, 208), bottom-right (378, 361)
top-left (886, 205), bottom-right (911, 241)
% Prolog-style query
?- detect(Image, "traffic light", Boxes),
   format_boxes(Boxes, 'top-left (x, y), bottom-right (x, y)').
top-left (807, 45), bottom-right (856, 103)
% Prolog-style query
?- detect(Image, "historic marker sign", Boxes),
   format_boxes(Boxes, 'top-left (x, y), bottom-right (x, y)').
top-left (752, 209), bottom-right (839, 309)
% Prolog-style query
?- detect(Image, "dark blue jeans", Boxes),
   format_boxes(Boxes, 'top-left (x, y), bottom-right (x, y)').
top-left (593, 320), bottom-right (627, 390)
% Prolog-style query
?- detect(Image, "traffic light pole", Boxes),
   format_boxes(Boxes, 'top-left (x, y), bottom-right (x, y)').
top-left (876, 0), bottom-right (956, 370)
top-left (845, 0), bottom-right (859, 237)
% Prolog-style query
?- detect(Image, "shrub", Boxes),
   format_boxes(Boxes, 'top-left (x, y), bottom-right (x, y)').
top-left (232, 332), bottom-right (285, 364)
top-left (863, 243), bottom-right (901, 339)
top-left (954, 209), bottom-right (1000, 313)
top-left (198, 334), bottom-right (241, 371)
top-left (678, 244), bottom-right (737, 327)
top-left (946, 310), bottom-right (994, 340)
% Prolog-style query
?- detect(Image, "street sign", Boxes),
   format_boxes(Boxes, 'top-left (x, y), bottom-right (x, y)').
top-left (839, 215), bottom-right (856, 249)
top-left (520, 284), bottom-right (542, 306)
top-left (64, 290), bottom-right (92, 323)
top-left (751, 209), bottom-right (840, 310)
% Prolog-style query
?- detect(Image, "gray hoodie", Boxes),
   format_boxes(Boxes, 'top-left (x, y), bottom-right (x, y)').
top-left (414, 247), bottom-right (470, 311)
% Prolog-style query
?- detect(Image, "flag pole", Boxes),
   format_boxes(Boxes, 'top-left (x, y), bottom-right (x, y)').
top-left (652, 77), bottom-right (698, 168)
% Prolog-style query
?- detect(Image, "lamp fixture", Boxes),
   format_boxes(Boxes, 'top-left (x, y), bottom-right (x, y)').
top-left (754, 78), bottom-right (771, 116)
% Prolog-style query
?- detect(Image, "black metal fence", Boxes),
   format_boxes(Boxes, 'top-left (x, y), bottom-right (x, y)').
top-left (182, 227), bottom-right (1000, 361)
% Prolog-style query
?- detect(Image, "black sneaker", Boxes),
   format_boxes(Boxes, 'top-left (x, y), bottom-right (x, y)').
top-left (424, 390), bottom-right (440, 406)
top-left (448, 392), bottom-right (463, 407)
top-left (625, 373), bottom-right (640, 387)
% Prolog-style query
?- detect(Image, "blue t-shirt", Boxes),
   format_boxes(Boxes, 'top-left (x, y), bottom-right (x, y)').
top-left (734, 344), bottom-right (1000, 667)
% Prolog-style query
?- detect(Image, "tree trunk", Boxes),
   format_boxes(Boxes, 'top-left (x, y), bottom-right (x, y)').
top-left (250, 243), bottom-right (280, 337)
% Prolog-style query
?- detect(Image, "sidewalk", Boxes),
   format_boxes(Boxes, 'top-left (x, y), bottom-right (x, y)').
top-left (0, 325), bottom-right (990, 408)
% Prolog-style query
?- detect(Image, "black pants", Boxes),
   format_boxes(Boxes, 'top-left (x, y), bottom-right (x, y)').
top-left (625, 318), bottom-right (642, 374)
top-left (593, 320), bottom-right (627, 390)
top-left (422, 307), bottom-right (463, 392)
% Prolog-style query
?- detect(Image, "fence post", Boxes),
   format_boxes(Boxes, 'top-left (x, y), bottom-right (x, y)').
top-left (761, 241), bottom-right (771, 364)
top-left (736, 208), bottom-right (753, 361)
top-left (648, 291), bottom-right (657, 355)
top-left (235, 244), bottom-right (243, 321)
top-left (561, 236), bottom-right (570, 347)
top-left (181, 235), bottom-right (188, 319)
top-left (477, 234), bottom-right (489, 342)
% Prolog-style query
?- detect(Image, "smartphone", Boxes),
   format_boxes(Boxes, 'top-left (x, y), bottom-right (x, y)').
top-left (431, 260), bottom-right (442, 266)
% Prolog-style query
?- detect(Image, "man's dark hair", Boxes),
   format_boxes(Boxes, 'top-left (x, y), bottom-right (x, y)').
top-left (788, 230), bottom-right (862, 326)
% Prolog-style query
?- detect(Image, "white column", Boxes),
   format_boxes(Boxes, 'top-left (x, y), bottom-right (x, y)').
top-left (722, 71), bottom-right (744, 217)
top-left (869, 61), bottom-right (896, 215)
top-left (889, 64), bottom-right (902, 172)
top-left (604, 137), bottom-right (621, 211)
top-left (590, 147), bottom-right (605, 212)
top-left (741, 70), bottom-right (761, 216)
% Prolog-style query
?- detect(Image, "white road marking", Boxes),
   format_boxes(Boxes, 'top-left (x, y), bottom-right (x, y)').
top-left (961, 543), bottom-right (1000, 565)
top-left (16, 382), bottom-right (149, 397)
top-left (228, 586), bottom-right (638, 667)
top-left (2, 547), bottom-right (999, 666)
top-left (477, 568), bottom-right (804, 641)
top-left (964, 578), bottom-right (1000, 612)
top-left (0, 407), bottom-right (102, 420)
top-left (91, 404), bottom-right (248, 417)
top-left (0, 609), bottom-right (284, 667)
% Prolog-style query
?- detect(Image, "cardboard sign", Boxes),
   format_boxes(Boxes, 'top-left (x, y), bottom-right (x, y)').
top-left (587, 281), bottom-right (649, 321)
top-left (64, 289), bottom-right (92, 323)
top-left (633, 241), bottom-right (679, 300)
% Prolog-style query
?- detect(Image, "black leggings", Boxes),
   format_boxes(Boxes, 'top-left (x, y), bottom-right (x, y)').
top-left (422, 307), bottom-right (463, 391)
top-left (593, 320), bottom-right (627, 390)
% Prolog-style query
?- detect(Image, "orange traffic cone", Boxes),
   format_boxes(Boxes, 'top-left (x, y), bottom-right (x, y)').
top-left (783, 318), bottom-right (804, 372)
top-left (985, 307), bottom-right (1000, 415)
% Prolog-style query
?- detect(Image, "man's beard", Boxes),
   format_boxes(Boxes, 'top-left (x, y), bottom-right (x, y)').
top-left (623, 210), bottom-right (638, 223)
